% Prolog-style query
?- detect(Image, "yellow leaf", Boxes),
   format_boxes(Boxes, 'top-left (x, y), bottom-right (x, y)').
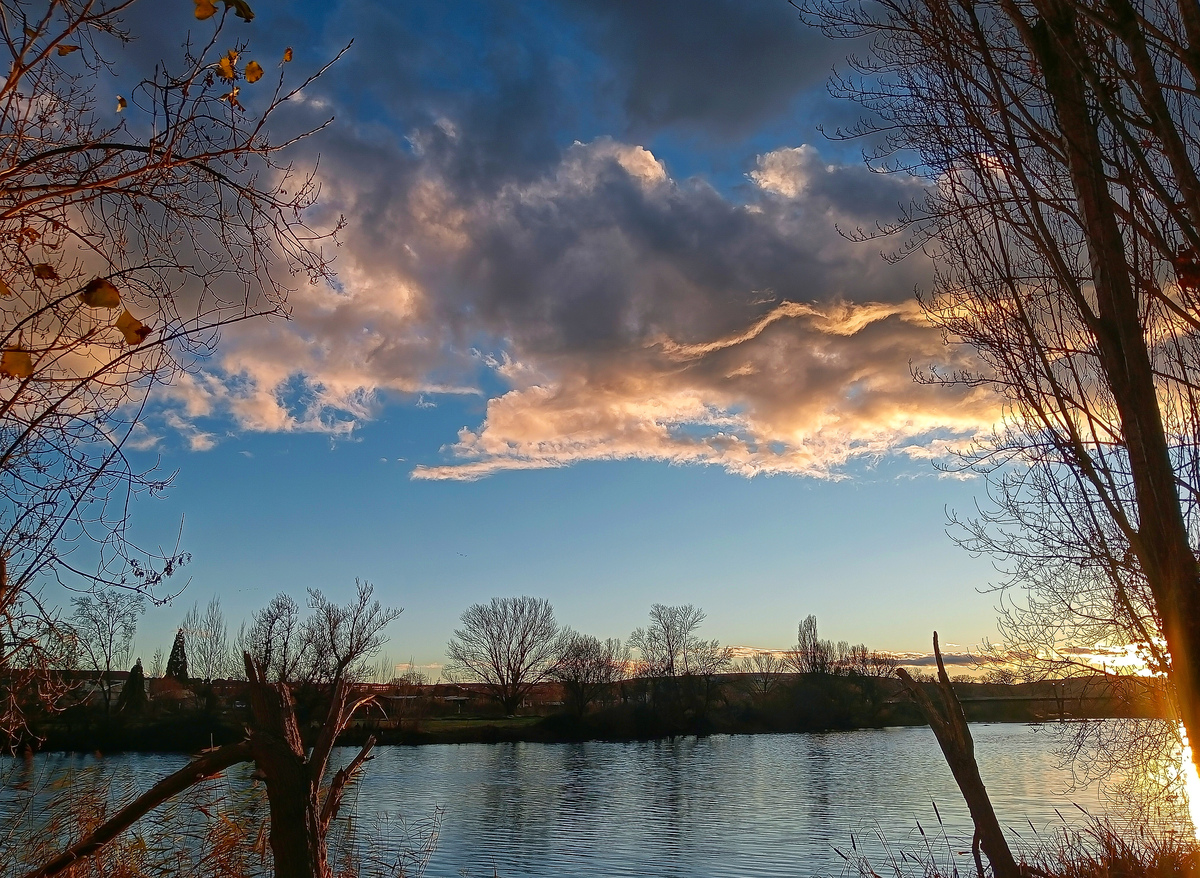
top-left (32, 263), bottom-right (57, 280)
top-left (23, 27), bottom-right (37, 39)
top-left (222, 0), bottom-right (254, 22)
top-left (245, 60), bottom-right (263, 83)
top-left (194, 0), bottom-right (217, 19)
top-left (56, 44), bottom-right (79, 56)
top-left (19, 226), bottom-right (38, 242)
top-left (116, 95), bottom-right (127, 112)
top-left (221, 86), bottom-right (242, 109)
top-left (79, 277), bottom-right (121, 309)
top-left (116, 310), bottom-right (151, 346)
top-left (0, 348), bottom-right (32, 380)
top-left (0, 278), bottom-right (11, 297)
top-left (282, 47), bottom-right (293, 63)
top-left (217, 50), bottom-right (238, 81)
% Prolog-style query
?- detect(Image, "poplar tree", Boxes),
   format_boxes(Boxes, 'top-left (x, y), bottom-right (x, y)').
top-left (801, 0), bottom-right (1200, 775)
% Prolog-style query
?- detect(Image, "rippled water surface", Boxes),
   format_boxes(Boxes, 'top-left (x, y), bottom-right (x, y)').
top-left (3, 724), bottom-right (1194, 877)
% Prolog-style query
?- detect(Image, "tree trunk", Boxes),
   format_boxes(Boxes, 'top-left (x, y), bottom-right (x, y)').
top-left (1021, 0), bottom-right (1200, 778)
top-left (897, 634), bottom-right (1021, 878)
top-left (242, 654), bottom-right (376, 878)
top-left (243, 656), bottom-right (330, 878)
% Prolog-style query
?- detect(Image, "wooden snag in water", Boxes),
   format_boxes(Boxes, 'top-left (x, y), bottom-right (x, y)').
top-left (895, 633), bottom-right (1022, 878)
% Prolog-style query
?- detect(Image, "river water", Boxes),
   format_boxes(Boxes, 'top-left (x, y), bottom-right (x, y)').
top-left (2, 724), bottom-right (1194, 877)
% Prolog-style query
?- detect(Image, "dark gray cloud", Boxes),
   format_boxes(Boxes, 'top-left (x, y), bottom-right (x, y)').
top-left (172, 124), bottom-right (996, 476)
top-left (557, 0), bottom-right (844, 139)
top-left (437, 141), bottom-right (932, 357)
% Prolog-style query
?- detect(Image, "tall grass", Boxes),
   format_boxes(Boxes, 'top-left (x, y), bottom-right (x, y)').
top-left (0, 760), bottom-right (441, 878)
top-left (835, 807), bottom-right (1198, 878)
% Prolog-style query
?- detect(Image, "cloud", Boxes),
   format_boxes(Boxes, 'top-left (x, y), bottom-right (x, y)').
top-left (164, 413), bottom-right (218, 453)
top-left (894, 650), bottom-right (985, 668)
top-left (556, 0), bottom-right (846, 139)
top-left (150, 81), bottom-right (999, 477)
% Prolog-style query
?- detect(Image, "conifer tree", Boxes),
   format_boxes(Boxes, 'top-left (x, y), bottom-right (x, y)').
top-left (166, 629), bottom-right (189, 683)
top-left (117, 659), bottom-right (147, 713)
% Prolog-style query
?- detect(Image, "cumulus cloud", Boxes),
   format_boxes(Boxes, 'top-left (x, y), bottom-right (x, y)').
top-left (137, 0), bottom-right (1002, 480)
top-left (151, 127), bottom-right (998, 478)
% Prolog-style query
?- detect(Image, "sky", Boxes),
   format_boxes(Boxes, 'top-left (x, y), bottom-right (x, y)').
top-left (104, 0), bottom-right (1012, 674)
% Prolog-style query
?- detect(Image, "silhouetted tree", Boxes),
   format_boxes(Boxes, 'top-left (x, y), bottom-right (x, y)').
top-left (182, 596), bottom-right (230, 683)
top-left (165, 629), bottom-right (188, 684)
top-left (786, 615), bottom-right (834, 675)
top-left (737, 652), bottom-right (788, 700)
top-left (238, 593), bottom-right (307, 683)
top-left (446, 596), bottom-right (560, 714)
top-left (68, 591), bottom-right (143, 713)
top-left (116, 659), bottom-right (146, 714)
top-left (551, 632), bottom-right (627, 717)
top-left (801, 0), bottom-right (1200, 775)
top-left (629, 604), bottom-right (731, 722)
top-left (629, 604), bottom-right (706, 677)
top-left (148, 647), bottom-right (165, 680)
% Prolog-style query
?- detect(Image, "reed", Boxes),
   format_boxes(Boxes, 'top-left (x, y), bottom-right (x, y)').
top-left (0, 761), bottom-right (440, 878)
top-left (835, 809), bottom-right (1198, 878)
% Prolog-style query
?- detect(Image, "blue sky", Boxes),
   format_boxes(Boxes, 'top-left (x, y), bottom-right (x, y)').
top-left (113, 0), bottom-right (1007, 672)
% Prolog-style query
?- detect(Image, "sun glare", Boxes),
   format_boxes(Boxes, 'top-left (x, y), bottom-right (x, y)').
top-left (1180, 725), bottom-right (1200, 840)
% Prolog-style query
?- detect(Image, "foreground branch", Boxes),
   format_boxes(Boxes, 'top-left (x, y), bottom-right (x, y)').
top-left (320, 734), bottom-right (375, 832)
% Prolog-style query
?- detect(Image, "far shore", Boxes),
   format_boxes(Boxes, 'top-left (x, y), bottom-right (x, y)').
top-left (5, 673), bottom-right (1166, 755)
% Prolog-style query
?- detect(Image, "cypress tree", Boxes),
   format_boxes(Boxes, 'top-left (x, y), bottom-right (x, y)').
top-left (166, 628), bottom-right (189, 682)
top-left (117, 658), bottom-right (147, 712)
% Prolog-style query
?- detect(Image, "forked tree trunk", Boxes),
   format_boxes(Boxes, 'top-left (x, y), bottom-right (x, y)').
top-left (896, 634), bottom-right (1021, 878)
top-left (243, 653), bottom-right (377, 878)
top-left (243, 658), bottom-right (330, 878)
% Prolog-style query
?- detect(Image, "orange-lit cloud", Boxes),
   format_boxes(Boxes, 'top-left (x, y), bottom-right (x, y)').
top-left (154, 133), bottom-right (1002, 476)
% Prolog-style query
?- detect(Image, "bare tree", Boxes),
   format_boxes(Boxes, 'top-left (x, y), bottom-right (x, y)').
top-left (303, 581), bottom-right (399, 685)
top-left (446, 596), bottom-right (560, 714)
top-left (0, 0), bottom-right (340, 738)
top-left (67, 590), bottom-right (143, 713)
top-left (865, 649), bottom-right (900, 679)
top-left (628, 604), bottom-right (731, 719)
top-left (803, 0), bottom-right (1200, 774)
top-left (181, 596), bottom-right (229, 683)
top-left (785, 614), bottom-right (834, 675)
top-left (397, 660), bottom-right (428, 688)
top-left (736, 651), bottom-right (788, 700)
top-left (239, 591), bottom-right (307, 683)
top-left (148, 646), bottom-right (164, 679)
top-left (628, 603), bottom-right (707, 678)
top-left (550, 632), bottom-right (627, 717)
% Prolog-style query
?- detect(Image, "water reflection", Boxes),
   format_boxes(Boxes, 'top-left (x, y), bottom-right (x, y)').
top-left (4, 724), bottom-right (1195, 878)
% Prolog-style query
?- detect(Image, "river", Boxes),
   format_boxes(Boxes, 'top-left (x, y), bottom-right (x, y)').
top-left (2, 723), bottom-right (1194, 877)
